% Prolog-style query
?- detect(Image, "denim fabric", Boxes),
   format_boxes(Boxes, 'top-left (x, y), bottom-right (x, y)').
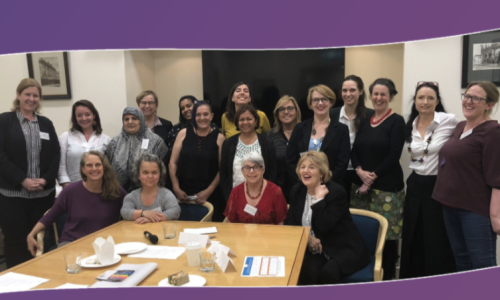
top-left (442, 206), bottom-right (497, 271)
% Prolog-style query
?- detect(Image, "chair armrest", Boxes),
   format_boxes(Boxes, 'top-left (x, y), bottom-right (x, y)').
top-left (36, 229), bottom-right (46, 257)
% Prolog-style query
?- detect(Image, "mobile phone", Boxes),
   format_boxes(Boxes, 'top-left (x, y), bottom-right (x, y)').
top-left (187, 195), bottom-right (198, 200)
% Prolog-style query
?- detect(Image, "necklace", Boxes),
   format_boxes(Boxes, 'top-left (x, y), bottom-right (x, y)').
top-left (312, 118), bottom-right (330, 147)
top-left (371, 109), bottom-right (392, 125)
top-left (408, 130), bottom-right (434, 163)
top-left (245, 181), bottom-right (264, 200)
top-left (195, 128), bottom-right (212, 151)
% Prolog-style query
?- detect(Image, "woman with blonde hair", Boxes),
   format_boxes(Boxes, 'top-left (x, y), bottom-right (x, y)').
top-left (286, 84), bottom-right (350, 186)
top-left (285, 151), bottom-right (369, 284)
top-left (267, 95), bottom-right (301, 201)
top-left (433, 80), bottom-right (500, 271)
top-left (0, 78), bottom-right (60, 267)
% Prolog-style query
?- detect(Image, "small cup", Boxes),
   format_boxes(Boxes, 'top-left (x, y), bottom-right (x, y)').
top-left (64, 253), bottom-right (82, 274)
top-left (185, 242), bottom-right (201, 267)
top-left (200, 250), bottom-right (216, 272)
top-left (163, 223), bottom-right (176, 239)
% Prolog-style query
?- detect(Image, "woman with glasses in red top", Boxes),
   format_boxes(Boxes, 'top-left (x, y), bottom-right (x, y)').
top-left (433, 81), bottom-right (500, 272)
top-left (400, 82), bottom-right (458, 279)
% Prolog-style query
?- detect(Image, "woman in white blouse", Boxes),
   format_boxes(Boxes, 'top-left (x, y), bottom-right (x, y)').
top-left (400, 82), bottom-right (459, 279)
top-left (58, 100), bottom-right (110, 187)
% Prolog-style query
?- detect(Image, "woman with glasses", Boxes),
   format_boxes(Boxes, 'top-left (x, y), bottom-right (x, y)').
top-left (220, 104), bottom-right (277, 202)
top-left (224, 152), bottom-right (287, 224)
top-left (267, 95), bottom-right (302, 202)
top-left (350, 78), bottom-right (405, 280)
top-left (136, 91), bottom-right (172, 145)
top-left (433, 81), bottom-right (500, 272)
top-left (221, 82), bottom-right (271, 139)
top-left (400, 82), bottom-right (458, 279)
top-left (286, 84), bottom-right (350, 186)
top-left (330, 75), bottom-right (374, 199)
top-left (169, 102), bottom-right (226, 221)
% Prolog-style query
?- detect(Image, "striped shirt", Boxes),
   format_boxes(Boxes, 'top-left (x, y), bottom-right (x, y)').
top-left (0, 110), bottom-right (54, 198)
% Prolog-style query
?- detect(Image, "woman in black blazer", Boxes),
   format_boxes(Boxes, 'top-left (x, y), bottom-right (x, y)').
top-left (287, 84), bottom-right (350, 186)
top-left (285, 151), bottom-right (370, 284)
top-left (0, 78), bottom-right (60, 268)
top-left (220, 104), bottom-right (277, 202)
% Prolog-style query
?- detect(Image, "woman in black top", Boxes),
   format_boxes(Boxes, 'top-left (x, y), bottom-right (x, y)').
top-left (0, 78), bottom-right (60, 268)
top-left (136, 90), bottom-right (172, 144)
top-left (350, 78), bottom-right (405, 280)
top-left (220, 104), bottom-right (277, 202)
top-left (330, 75), bottom-right (374, 199)
top-left (267, 95), bottom-right (302, 202)
top-left (169, 102), bottom-right (226, 221)
top-left (286, 84), bottom-right (350, 186)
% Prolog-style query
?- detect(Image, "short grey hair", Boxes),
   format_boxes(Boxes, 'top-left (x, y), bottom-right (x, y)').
top-left (241, 152), bottom-right (265, 168)
top-left (133, 153), bottom-right (167, 187)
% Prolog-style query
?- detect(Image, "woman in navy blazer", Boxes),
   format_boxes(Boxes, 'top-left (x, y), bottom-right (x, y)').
top-left (286, 84), bottom-right (350, 187)
top-left (0, 78), bottom-right (60, 268)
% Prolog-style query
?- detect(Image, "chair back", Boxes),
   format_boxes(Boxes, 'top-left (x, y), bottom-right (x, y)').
top-left (178, 201), bottom-right (213, 222)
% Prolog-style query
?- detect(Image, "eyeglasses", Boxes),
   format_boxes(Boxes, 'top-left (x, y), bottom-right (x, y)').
top-left (312, 97), bottom-right (330, 104)
top-left (417, 81), bottom-right (439, 87)
top-left (461, 94), bottom-right (489, 104)
top-left (278, 106), bottom-right (296, 113)
top-left (241, 165), bottom-right (263, 172)
top-left (139, 101), bottom-right (156, 106)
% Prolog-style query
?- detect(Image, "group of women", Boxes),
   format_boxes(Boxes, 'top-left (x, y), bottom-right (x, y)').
top-left (0, 75), bottom-right (499, 285)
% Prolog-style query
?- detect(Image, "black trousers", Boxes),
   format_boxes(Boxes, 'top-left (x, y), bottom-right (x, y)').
top-left (0, 191), bottom-right (54, 268)
top-left (382, 240), bottom-right (399, 280)
top-left (299, 250), bottom-right (343, 285)
top-left (341, 170), bottom-right (356, 201)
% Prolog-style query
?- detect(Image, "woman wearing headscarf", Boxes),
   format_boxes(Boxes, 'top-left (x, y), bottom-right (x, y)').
top-left (105, 107), bottom-right (168, 192)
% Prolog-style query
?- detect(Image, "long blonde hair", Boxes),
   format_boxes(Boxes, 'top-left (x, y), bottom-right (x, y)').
top-left (11, 78), bottom-right (42, 114)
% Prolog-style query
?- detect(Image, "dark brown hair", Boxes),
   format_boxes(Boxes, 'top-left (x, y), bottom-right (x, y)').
top-left (234, 104), bottom-right (260, 131)
top-left (80, 151), bottom-right (121, 201)
top-left (70, 100), bottom-right (103, 134)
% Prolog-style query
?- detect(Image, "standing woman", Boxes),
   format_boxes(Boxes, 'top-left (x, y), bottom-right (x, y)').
top-left (400, 82), bottom-right (458, 278)
top-left (221, 81), bottom-right (271, 138)
top-left (106, 107), bottom-right (168, 192)
top-left (136, 90), bottom-right (172, 145)
top-left (267, 95), bottom-right (301, 202)
top-left (220, 104), bottom-right (277, 202)
top-left (433, 81), bottom-right (500, 272)
top-left (286, 84), bottom-right (350, 186)
top-left (330, 75), bottom-right (374, 199)
top-left (350, 78), bottom-right (405, 280)
top-left (58, 100), bottom-right (110, 187)
top-left (0, 78), bottom-right (60, 268)
top-left (169, 102), bottom-right (226, 221)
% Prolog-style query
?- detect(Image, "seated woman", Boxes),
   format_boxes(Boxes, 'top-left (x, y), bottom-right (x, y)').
top-left (121, 153), bottom-right (180, 224)
top-left (26, 151), bottom-right (127, 255)
top-left (106, 107), bottom-right (168, 192)
top-left (224, 152), bottom-right (287, 224)
top-left (285, 151), bottom-right (370, 285)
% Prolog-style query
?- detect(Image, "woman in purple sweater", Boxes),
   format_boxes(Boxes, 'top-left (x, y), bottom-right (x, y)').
top-left (26, 151), bottom-right (126, 255)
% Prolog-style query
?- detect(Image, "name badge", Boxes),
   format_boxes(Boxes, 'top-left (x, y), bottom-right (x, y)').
top-left (244, 204), bottom-right (257, 216)
top-left (40, 132), bottom-right (50, 140)
top-left (460, 129), bottom-right (473, 140)
top-left (141, 139), bottom-right (149, 149)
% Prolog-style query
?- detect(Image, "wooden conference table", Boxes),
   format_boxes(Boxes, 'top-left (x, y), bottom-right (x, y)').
top-left (0, 221), bottom-right (310, 287)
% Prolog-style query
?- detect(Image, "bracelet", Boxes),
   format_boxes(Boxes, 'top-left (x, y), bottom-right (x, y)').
top-left (141, 209), bottom-right (145, 217)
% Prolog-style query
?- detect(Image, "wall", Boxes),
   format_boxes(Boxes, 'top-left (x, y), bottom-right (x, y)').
top-left (124, 51), bottom-right (156, 107)
top-left (345, 44), bottom-right (405, 114)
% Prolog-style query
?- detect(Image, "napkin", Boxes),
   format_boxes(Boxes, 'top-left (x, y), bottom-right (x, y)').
top-left (92, 236), bottom-right (115, 265)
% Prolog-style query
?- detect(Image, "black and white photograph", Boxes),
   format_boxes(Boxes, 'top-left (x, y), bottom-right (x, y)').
top-left (462, 30), bottom-right (500, 87)
top-left (27, 51), bottom-right (72, 99)
top-left (472, 43), bottom-right (500, 70)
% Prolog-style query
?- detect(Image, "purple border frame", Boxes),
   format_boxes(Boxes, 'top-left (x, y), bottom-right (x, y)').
top-left (1, 0), bottom-right (500, 299)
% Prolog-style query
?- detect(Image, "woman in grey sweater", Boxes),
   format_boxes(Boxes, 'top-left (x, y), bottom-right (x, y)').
top-left (121, 153), bottom-right (180, 223)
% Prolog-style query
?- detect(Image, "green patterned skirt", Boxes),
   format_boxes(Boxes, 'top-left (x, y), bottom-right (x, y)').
top-left (350, 184), bottom-right (405, 240)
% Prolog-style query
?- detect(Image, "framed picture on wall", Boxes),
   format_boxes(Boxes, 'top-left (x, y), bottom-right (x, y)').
top-left (26, 52), bottom-right (72, 99)
top-left (462, 30), bottom-right (500, 88)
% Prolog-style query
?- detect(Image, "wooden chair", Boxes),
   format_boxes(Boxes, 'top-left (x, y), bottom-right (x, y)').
top-left (178, 200), bottom-right (214, 222)
top-left (341, 208), bottom-right (388, 282)
top-left (36, 210), bottom-right (67, 257)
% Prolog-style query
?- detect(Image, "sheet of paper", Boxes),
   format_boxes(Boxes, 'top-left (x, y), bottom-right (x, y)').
top-left (178, 232), bottom-right (211, 248)
top-left (127, 246), bottom-right (185, 259)
top-left (54, 283), bottom-right (89, 289)
top-left (183, 227), bottom-right (218, 234)
top-left (241, 256), bottom-right (285, 277)
top-left (0, 272), bottom-right (49, 293)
